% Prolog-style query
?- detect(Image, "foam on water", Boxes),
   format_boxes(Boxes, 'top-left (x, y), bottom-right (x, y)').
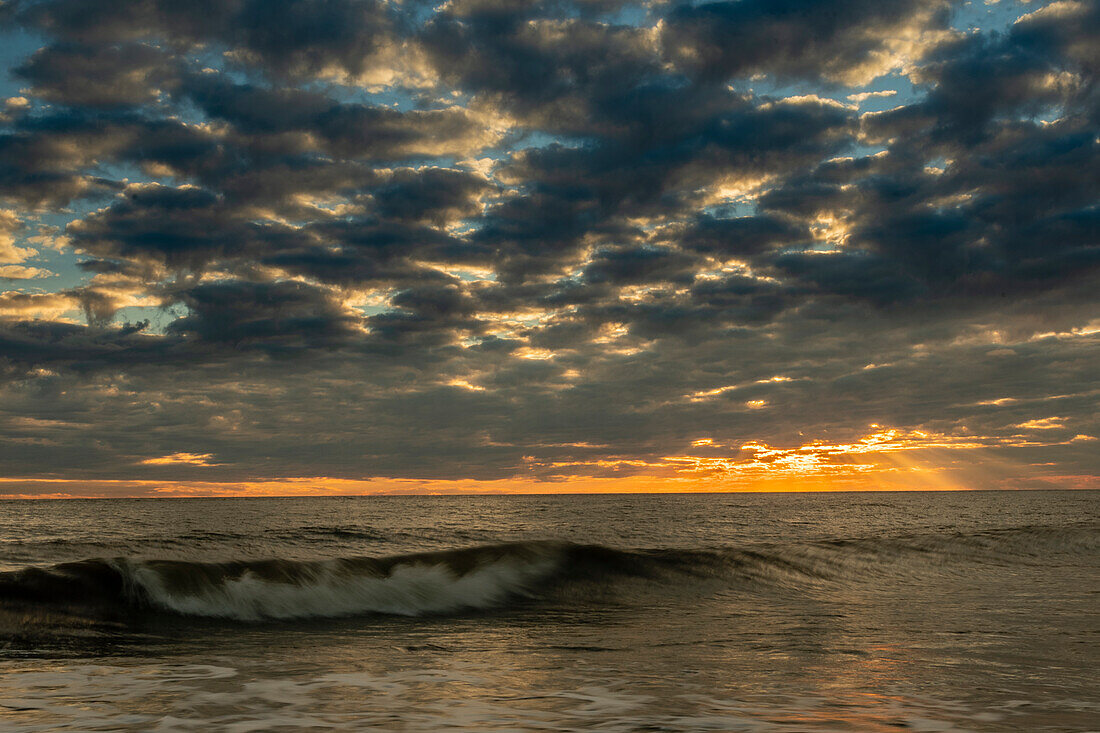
top-left (2, 525), bottom-right (1098, 625)
top-left (122, 553), bottom-right (562, 621)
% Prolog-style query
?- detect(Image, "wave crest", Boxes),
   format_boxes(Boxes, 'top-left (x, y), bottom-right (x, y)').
top-left (123, 545), bottom-right (563, 620)
top-left (1, 525), bottom-right (1096, 623)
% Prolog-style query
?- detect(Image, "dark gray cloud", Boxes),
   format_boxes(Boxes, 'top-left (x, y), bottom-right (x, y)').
top-left (166, 279), bottom-right (358, 352)
top-left (181, 72), bottom-right (490, 160)
top-left (676, 214), bottom-right (808, 258)
top-left (663, 0), bottom-right (952, 83)
top-left (372, 168), bottom-right (493, 225)
top-left (0, 0), bottom-right (1096, 491)
top-left (15, 42), bottom-right (178, 109)
top-left (581, 246), bottom-right (698, 286)
top-left (8, 0), bottom-right (399, 80)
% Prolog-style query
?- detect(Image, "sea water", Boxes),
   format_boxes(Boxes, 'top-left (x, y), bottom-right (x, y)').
top-left (0, 491), bottom-right (1097, 731)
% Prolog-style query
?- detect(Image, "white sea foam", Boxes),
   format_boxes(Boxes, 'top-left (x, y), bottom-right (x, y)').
top-left (123, 555), bottom-right (561, 621)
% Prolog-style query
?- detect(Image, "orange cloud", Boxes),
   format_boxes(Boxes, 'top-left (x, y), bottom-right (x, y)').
top-left (140, 452), bottom-right (221, 466)
top-left (1013, 417), bottom-right (1066, 430)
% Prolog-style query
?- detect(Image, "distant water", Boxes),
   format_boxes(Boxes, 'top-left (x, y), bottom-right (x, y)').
top-left (1, 491), bottom-right (1097, 732)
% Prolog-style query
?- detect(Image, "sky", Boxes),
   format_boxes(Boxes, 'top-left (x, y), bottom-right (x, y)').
top-left (0, 0), bottom-right (1096, 498)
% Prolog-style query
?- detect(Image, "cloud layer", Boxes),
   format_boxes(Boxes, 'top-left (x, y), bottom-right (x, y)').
top-left (0, 0), bottom-right (1096, 494)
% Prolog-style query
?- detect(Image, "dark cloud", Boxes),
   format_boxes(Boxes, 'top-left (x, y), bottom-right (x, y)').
top-left (687, 275), bottom-right (792, 325)
top-left (581, 246), bottom-right (697, 286)
top-left (772, 251), bottom-right (922, 306)
top-left (9, 0), bottom-right (398, 80)
top-left (421, 1), bottom-right (664, 134)
top-left (181, 72), bottom-right (489, 161)
top-left (372, 168), bottom-right (492, 225)
top-left (677, 214), bottom-right (808, 257)
top-left (15, 42), bottom-right (178, 109)
top-left (0, 111), bottom-right (128, 206)
top-left (0, 319), bottom-right (165, 372)
top-left (166, 279), bottom-right (358, 352)
top-left (663, 0), bottom-right (951, 83)
top-left (68, 183), bottom-right (312, 269)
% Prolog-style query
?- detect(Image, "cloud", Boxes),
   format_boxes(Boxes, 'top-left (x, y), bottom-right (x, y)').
top-left (0, 209), bottom-right (35, 263)
top-left (140, 452), bottom-right (220, 466)
top-left (0, 291), bottom-right (75, 319)
top-left (1014, 416), bottom-right (1066, 430)
top-left (0, 265), bottom-right (53, 279)
top-left (663, 0), bottom-right (953, 85)
top-left (847, 90), bottom-right (898, 104)
top-left (165, 279), bottom-right (360, 352)
top-left (15, 42), bottom-right (178, 109)
top-left (8, 0), bottom-right (402, 81)
top-left (180, 70), bottom-right (499, 160)
top-left (68, 182), bottom-right (310, 269)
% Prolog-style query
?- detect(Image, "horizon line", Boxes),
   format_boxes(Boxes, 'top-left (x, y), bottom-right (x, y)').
top-left (3, 486), bottom-right (1097, 500)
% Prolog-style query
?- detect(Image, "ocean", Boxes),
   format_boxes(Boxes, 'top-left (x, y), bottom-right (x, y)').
top-left (0, 491), bottom-right (1097, 732)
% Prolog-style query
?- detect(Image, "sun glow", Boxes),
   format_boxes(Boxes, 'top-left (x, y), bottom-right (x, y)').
top-left (6, 425), bottom-right (1089, 499)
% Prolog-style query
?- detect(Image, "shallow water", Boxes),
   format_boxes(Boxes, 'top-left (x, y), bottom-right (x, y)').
top-left (1, 491), bottom-right (1097, 731)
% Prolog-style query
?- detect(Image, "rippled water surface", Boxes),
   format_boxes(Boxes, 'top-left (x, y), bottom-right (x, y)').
top-left (1, 491), bottom-right (1097, 731)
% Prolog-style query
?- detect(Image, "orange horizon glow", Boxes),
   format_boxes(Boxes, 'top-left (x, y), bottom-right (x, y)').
top-left (1, 425), bottom-right (1095, 498)
top-left (1, 477), bottom-right (1095, 500)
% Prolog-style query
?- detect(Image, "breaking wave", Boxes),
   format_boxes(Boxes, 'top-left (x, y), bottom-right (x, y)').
top-left (0, 524), bottom-right (1096, 623)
